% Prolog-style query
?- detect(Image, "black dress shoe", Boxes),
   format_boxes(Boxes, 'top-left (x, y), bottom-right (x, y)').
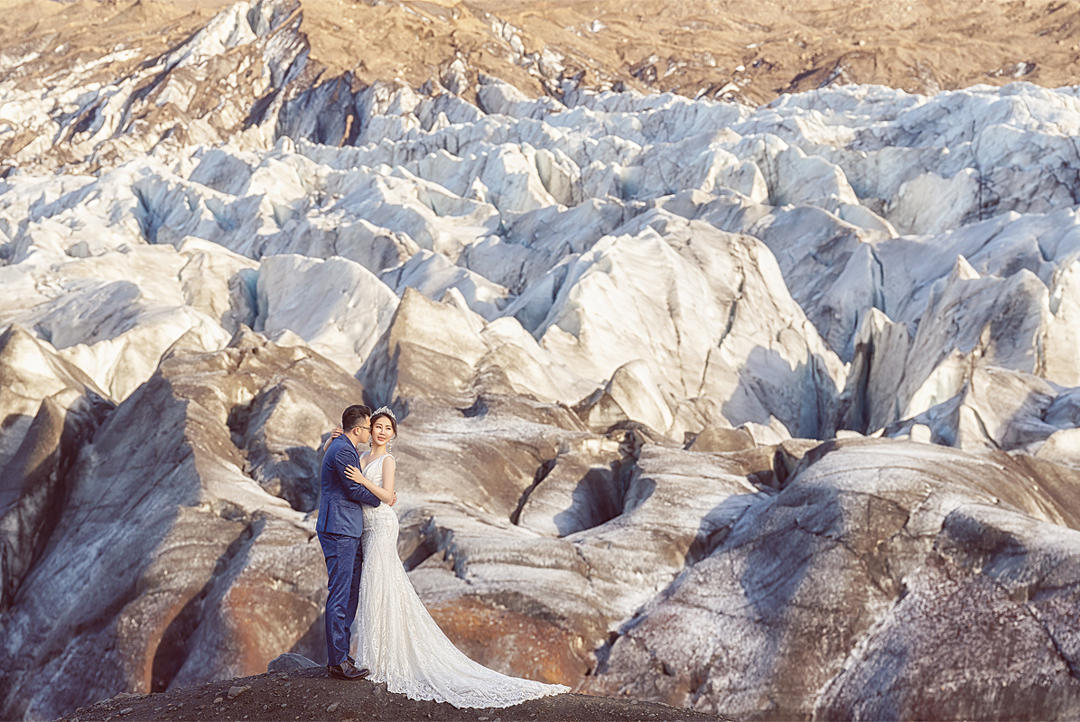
top-left (328, 659), bottom-right (370, 680)
top-left (345, 658), bottom-right (369, 678)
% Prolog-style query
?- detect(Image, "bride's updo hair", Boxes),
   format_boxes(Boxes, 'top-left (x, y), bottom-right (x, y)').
top-left (370, 407), bottom-right (397, 439)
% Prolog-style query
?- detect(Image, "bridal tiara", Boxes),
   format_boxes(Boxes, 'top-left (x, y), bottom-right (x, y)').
top-left (372, 405), bottom-right (396, 421)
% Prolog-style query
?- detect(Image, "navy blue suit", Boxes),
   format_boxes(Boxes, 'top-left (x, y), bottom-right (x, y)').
top-left (317, 436), bottom-right (381, 666)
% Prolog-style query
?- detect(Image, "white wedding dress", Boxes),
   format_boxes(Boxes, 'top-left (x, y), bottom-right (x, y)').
top-left (351, 453), bottom-right (569, 708)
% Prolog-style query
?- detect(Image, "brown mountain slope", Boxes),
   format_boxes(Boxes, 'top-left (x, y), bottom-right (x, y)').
top-left (3, 0), bottom-right (1080, 105)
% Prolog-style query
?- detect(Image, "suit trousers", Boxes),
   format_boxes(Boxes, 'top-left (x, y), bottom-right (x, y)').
top-left (317, 530), bottom-right (364, 666)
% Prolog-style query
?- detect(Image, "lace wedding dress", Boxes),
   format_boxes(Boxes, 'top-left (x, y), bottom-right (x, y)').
top-left (352, 453), bottom-right (569, 708)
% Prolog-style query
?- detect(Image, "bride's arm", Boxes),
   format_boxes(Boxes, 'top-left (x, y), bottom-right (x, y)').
top-left (381, 457), bottom-right (396, 500)
top-left (343, 464), bottom-right (396, 504)
top-left (321, 427), bottom-right (343, 452)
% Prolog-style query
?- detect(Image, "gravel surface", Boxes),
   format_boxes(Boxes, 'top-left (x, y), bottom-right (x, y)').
top-left (62, 667), bottom-right (728, 722)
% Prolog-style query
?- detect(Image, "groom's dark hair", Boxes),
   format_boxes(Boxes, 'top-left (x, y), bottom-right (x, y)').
top-left (342, 404), bottom-right (372, 432)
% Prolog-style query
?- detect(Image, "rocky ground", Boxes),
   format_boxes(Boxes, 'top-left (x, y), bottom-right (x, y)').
top-left (61, 665), bottom-right (725, 722)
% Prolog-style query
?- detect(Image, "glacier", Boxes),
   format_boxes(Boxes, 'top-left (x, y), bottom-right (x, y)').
top-left (2, 1), bottom-right (1080, 719)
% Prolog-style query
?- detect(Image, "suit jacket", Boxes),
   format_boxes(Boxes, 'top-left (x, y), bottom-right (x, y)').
top-left (316, 436), bottom-right (381, 537)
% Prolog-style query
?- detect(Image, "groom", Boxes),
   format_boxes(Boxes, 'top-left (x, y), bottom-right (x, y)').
top-left (317, 404), bottom-right (383, 680)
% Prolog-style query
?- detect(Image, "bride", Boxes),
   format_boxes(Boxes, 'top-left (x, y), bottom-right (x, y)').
top-left (341, 406), bottom-right (569, 708)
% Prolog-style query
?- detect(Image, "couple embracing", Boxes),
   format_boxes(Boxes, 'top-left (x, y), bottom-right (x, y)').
top-left (315, 404), bottom-right (569, 708)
